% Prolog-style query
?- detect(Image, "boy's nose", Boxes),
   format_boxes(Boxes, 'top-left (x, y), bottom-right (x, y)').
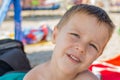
top-left (74, 43), bottom-right (86, 54)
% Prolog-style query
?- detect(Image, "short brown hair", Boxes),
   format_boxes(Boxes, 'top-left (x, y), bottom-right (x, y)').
top-left (57, 4), bottom-right (115, 38)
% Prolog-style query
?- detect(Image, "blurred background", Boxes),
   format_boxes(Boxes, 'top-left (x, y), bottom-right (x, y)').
top-left (0, 0), bottom-right (120, 67)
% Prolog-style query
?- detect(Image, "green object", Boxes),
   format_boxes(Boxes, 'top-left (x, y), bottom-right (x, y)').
top-left (0, 72), bottom-right (26, 80)
top-left (118, 27), bottom-right (120, 35)
top-left (32, 0), bottom-right (39, 6)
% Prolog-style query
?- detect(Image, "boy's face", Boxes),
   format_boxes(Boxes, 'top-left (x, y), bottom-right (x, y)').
top-left (52, 13), bottom-right (109, 75)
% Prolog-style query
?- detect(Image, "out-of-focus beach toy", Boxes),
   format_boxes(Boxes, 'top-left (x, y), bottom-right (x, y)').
top-left (22, 24), bottom-right (52, 44)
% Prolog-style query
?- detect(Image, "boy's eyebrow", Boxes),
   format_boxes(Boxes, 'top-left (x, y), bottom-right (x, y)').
top-left (70, 27), bottom-right (82, 34)
top-left (70, 23), bottom-right (81, 31)
top-left (72, 25), bottom-right (86, 35)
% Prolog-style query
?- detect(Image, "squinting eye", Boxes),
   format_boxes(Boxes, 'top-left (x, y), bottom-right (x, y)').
top-left (70, 33), bottom-right (80, 38)
top-left (90, 44), bottom-right (98, 51)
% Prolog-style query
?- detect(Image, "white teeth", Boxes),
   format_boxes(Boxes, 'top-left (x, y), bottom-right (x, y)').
top-left (70, 55), bottom-right (80, 62)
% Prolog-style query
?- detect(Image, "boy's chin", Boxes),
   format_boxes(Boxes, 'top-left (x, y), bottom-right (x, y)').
top-left (57, 59), bottom-right (80, 75)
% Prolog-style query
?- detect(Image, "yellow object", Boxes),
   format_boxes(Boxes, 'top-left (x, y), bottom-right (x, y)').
top-left (9, 32), bottom-right (14, 39)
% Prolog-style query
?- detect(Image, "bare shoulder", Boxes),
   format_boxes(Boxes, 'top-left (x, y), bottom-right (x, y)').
top-left (75, 70), bottom-right (99, 80)
top-left (23, 64), bottom-right (44, 80)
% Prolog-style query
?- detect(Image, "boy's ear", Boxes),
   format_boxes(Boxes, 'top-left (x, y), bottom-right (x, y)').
top-left (52, 27), bottom-right (59, 44)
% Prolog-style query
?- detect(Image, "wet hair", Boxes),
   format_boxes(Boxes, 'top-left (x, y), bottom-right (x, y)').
top-left (57, 4), bottom-right (115, 38)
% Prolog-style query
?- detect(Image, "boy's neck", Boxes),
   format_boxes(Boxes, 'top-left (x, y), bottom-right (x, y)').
top-left (42, 61), bottom-right (77, 80)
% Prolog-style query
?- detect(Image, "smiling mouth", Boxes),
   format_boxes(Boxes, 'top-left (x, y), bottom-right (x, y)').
top-left (67, 54), bottom-right (81, 63)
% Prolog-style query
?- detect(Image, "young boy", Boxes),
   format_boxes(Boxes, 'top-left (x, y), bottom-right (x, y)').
top-left (23, 4), bottom-right (115, 80)
top-left (0, 4), bottom-right (115, 80)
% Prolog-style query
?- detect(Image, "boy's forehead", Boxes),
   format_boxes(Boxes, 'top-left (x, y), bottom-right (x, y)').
top-left (69, 13), bottom-right (109, 34)
top-left (71, 13), bottom-right (95, 20)
top-left (65, 13), bottom-right (95, 26)
top-left (67, 13), bottom-right (109, 30)
top-left (67, 13), bottom-right (98, 26)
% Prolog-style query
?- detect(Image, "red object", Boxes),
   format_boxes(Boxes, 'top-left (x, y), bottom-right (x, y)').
top-left (101, 70), bottom-right (120, 80)
top-left (27, 33), bottom-right (36, 40)
top-left (41, 24), bottom-right (48, 40)
top-left (89, 55), bottom-right (120, 80)
top-left (106, 55), bottom-right (120, 66)
top-left (89, 63), bottom-right (114, 71)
